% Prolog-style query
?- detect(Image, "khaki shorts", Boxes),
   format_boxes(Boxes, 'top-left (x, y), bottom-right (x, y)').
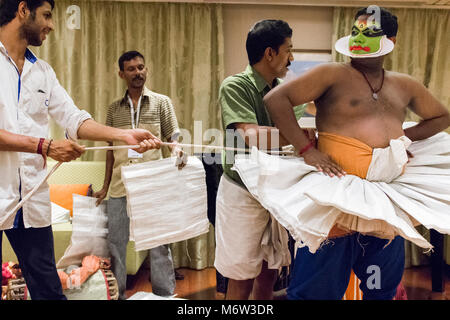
top-left (214, 174), bottom-right (289, 280)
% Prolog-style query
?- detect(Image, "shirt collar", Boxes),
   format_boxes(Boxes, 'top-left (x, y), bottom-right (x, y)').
top-left (0, 40), bottom-right (6, 56)
top-left (244, 64), bottom-right (281, 93)
top-left (0, 40), bottom-right (37, 64)
top-left (25, 48), bottom-right (37, 64)
top-left (121, 86), bottom-right (151, 105)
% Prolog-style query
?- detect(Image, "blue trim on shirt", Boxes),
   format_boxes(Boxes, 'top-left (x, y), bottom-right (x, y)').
top-left (12, 49), bottom-right (36, 228)
top-left (25, 48), bottom-right (37, 64)
top-left (17, 77), bottom-right (21, 104)
top-left (14, 73), bottom-right (23, 228)
top-left (13, 178), bottom-right (23, 229)
top-left (6, 47), bottom-right (37, 229)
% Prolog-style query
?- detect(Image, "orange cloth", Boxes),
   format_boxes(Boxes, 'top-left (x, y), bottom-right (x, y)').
top-left (317, 132), bottom-right (373, 179)
top-left (49, 184), bottom-right (91, 217)
top-left (317, 132), bottom-right (375, 300)
top-left (318, 132), bottom-right (374, 239)
top-left (342, 272), bottom-right (363, 300)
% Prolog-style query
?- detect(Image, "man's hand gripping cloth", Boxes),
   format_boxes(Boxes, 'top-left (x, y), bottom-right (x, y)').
top-left (233, 130), bottom-right (450, 254)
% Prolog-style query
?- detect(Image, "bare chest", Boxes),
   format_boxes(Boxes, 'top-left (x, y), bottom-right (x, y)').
top-left (318, 74), bottom-right (410, 120)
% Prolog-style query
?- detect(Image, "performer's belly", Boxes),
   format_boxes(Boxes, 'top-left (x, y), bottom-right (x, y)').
top-left (316, 113), bottom-right (405, 149)
top-left (317, 132), bottom-right (375, 238)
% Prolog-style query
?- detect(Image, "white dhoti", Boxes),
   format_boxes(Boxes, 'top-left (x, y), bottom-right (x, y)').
top-left (214, 174), bottom-right (291, 280)
top-left (233, 129), bottom-right (450, 254)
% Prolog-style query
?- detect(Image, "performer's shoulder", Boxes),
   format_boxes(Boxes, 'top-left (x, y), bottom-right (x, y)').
top-left (309, 62), bottom-right (348, 73)
top-left (386, 70), bottom-right (418, 82)
top-left (386, 70), bottom-right (425, 90)
top-left (305, 62), bottom-right (349, 80)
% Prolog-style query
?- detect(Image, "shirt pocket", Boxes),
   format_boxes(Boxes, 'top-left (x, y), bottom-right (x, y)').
top-left (27, 90), bottom-right (49, 116)
top-left (139, 111), bottom-right (160, 125)
top-left (140, 122), bottom-right (161, 139)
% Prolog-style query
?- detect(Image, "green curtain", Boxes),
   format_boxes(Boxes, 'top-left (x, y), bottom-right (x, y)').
top-left (33, 0), bottom-right (224, 161)
top-left (332, 7), bottom-right (450, 267)
top-left (33, 0), bottom-right (224, 270)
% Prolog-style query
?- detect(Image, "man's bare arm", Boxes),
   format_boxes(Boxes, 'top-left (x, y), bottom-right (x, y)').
top-left (0, 129), bottom-right (44, 153)
top-left (93, 145), bottom-right (114, 206)
top-left (264, 63), bottom-right (346, 176)
top-left (77, 119), bottom-right (161, 153)
top-left (0, 129), bottom-right (85, 162)
top-left (234, 123), bottom-right (291, 150)
top-left (264, 63), bottom-right (340, 151)
top-left (402, 76), bottom-right (450, 141)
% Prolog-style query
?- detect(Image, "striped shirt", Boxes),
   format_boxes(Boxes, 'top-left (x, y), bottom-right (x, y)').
top-left (106, 87), bottom-right (180, 197)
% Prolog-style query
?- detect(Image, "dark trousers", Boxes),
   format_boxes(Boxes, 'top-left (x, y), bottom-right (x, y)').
top-left (0, 214), bottom-right (66, 300)
top-left (200, 153), bottom-right (229, 294)
top-left (288, 234), bottom-right (405, 300)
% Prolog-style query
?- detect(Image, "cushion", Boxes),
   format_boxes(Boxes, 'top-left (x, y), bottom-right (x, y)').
top-left (49, 184), bottom-right (92, 217)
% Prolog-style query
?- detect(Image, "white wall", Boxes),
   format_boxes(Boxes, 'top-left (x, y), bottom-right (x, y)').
top-left (223, 4), bottom-right (333, 76)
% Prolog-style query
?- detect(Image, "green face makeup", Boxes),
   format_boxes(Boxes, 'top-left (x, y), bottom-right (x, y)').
top-left (349, 18), bottom-right (384, 55)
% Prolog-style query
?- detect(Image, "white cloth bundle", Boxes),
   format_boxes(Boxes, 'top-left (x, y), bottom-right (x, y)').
top-left (57, 194), bottom-right (109, 269)
top-left (233, 131), bottom-right (450, 254)
top-left (127, 291), bottom-right (185, 300)
top-left (121, 156), bottom-right (209, 251)
top-left (51, 202), bottom-right (71, 225)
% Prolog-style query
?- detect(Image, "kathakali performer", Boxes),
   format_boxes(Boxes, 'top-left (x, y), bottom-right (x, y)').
top-left (233, 6), bottom-right (450, 300)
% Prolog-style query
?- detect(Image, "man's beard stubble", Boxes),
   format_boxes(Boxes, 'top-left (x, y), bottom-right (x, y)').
top-left (20, 14), bottom-right (43, 47)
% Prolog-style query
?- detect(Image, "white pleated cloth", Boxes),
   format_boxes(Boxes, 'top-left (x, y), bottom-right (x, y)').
top-left (233, 131), bottom-right (450, 254)
top-left (121, 156), bottom-right (209, 251)
top-left (57, 194), bottom-right (109, 269)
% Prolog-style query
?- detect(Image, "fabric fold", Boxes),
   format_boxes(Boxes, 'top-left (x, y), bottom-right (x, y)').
top-left (121, 156), bottom-right (209, 251)
top-left (233, 130), bottom-right (450, 253)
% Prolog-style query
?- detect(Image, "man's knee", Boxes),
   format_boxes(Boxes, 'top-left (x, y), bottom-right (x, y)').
top-left (226, 278), bottom-right (255, 300)
top-left (255, 262), bottom-right (277, 283)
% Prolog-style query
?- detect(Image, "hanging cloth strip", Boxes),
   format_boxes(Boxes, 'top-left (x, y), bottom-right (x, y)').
top-left (121, 155), bottom-right (209, 251)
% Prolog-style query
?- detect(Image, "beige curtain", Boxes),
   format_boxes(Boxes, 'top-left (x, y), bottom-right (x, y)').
top-left (33, 0), bottom-right (225, 270)
top-left (33, 0), bottom-right (224, 160)
top-left (332, 7), bottom-right (450, 267)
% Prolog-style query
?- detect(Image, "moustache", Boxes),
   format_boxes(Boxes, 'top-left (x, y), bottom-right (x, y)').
top-left (350, 45), bottom-right (371, 52)
top-left (133, 76), bottom-right (144, 81)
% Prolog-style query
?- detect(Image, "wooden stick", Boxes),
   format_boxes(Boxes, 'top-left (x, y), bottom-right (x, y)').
top-left (86, 142), bottom-right (294, 155)
top-left (9, 142), bottom-right (295, 215)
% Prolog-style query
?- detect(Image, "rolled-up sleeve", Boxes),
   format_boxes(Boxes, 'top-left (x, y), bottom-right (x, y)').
top-left (46, 65), bottom-right (92, 140)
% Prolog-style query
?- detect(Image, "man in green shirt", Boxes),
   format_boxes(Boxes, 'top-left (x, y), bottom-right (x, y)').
top-left (214, 20), bottom-right (310, 300)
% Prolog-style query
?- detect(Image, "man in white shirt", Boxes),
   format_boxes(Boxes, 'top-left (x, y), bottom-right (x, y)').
top-left (0, 0), bottom-right (161, 300)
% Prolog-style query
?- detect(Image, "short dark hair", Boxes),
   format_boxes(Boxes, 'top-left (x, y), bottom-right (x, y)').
top-left (118, 50), bottom-right (145, 71)
top-left (246, 19), bottom-right (292, 66)
top-left (354, 6), bottom-right (398, 38)
top-left (0, 0), bottom-right (55, 27)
